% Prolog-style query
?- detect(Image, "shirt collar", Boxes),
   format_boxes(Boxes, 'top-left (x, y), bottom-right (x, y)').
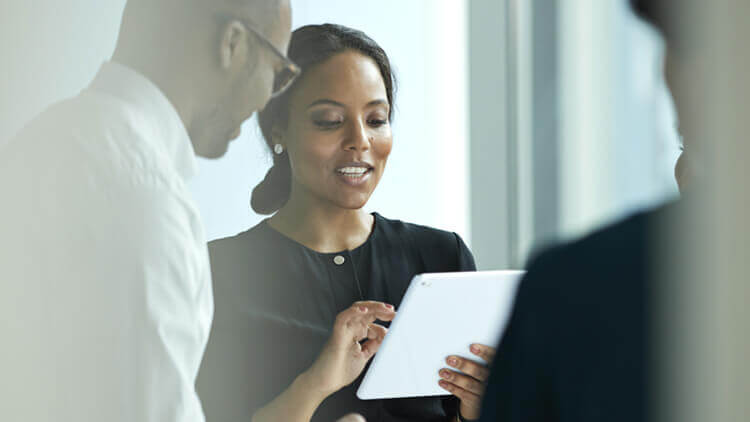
top-left (87, 61), bottom-right (197, 180)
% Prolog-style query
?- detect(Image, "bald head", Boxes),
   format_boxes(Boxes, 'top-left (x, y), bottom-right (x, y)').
top-left (124, 0), bottom-right (289, 26)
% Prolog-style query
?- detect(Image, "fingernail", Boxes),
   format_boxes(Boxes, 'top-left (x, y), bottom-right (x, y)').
top-left (358, 306), bottom-right (367, 312)
top-left (471, 344), bottom-right (481, 354)
top-left (447, 357), bottom-right (458, 367)
top-left (438, 380), bottom-right (450, 390)
top-left (385, 304), bottom-right (394, 309)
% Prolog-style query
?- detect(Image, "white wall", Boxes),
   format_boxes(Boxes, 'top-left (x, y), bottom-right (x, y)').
top-left (0, 0), bottom-right (126, 143)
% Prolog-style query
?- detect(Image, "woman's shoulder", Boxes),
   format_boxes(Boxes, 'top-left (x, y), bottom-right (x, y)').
top-left (374, 213), bottom-right (476, 271)
top-left (208, 221), bottom-right (272, 258)
top-left (207, 222), bottom-right (279, 285)
top-left (374, 212), bottom-right (466, 247)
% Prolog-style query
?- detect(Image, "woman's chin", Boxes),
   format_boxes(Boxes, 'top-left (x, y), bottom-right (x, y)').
top-left (331, 195), bottom-right (371, 211)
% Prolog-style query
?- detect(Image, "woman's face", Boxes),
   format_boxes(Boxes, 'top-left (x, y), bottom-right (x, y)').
top-left (279, 50), bottom-right (393, 210)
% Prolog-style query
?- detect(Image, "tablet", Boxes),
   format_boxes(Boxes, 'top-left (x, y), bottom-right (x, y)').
top-left (356, 270), bottom-right (524, 400)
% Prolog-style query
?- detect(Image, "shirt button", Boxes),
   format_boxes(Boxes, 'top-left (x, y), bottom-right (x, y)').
top-left (333, 255), bottom-right (346, 266)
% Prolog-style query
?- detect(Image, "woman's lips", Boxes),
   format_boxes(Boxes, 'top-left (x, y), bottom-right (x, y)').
top-left (335, 165), bottom-right (374, 187)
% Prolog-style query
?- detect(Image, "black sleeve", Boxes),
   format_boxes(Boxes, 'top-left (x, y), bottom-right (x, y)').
top-left (478, 250), bottom-right (559, 422)
top-left (198, 239), bottom-right (326, 422)
top-left (197, 240), bottom-right (270, 422)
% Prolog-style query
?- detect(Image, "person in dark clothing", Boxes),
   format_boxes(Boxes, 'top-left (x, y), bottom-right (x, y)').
top-left (478, 1), bottom-right (693, 421)
top-left (197, 24), bottom-right (493, 422)
top-left (480, 204), bottom-right (674, 421)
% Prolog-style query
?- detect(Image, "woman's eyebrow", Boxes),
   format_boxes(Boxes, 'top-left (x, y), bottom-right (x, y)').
top-left (366, 99), bottom-right (389, 107)
top-left (306, 99), bottom-right (389, 109)
top-left (307, 99), bottom-right (345, 109)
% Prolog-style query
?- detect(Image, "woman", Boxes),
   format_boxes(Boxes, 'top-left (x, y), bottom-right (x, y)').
top-left (197, 24), bottom-right (494, 422)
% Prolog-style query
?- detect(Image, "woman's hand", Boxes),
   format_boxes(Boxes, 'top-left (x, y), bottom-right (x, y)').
top-left (305, 301), bottom-right (396, 397)
top-left (252, 302), bottom-right (393, 422)
top-left (438, 343), bottom-right (496, 421)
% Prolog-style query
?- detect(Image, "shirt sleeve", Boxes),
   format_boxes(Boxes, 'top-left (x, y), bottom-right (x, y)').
top-left (1, 176), bottom-right (212, 422)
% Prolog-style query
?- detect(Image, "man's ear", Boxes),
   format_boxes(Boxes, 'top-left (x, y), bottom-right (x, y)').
top-left (220, 20), bottom-right (249, 69)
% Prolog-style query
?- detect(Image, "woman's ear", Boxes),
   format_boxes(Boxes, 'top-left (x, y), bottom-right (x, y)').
top-left (271, 126), bottom-right (286, 147)
top-left (219, 20), bottom-right (249, 70)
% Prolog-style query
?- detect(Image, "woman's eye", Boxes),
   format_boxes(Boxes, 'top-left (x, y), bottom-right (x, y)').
top-left (368, 119), bottom-right (388, 127)
top-left (313, 120), bottom-right (343, 129)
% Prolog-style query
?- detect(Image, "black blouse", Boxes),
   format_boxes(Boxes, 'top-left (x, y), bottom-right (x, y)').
top-left (197, 213), bottom-right (476, 422)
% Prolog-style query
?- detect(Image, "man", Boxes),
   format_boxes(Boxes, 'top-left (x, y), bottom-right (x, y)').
top-left (0, 0), bottom-right (296, 420)
top-left (478, 1), bottom-right (692, 421)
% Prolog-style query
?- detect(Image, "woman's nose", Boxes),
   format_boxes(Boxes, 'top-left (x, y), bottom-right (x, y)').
top-left (343, 120), bottom-right (371, 151)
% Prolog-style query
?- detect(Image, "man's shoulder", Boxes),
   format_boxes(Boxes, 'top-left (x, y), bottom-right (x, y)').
top-left (373, 212), bottom-right (463, 248)
top-left (2, 91), bottom-right (182, 194)
top-left (522, 203), bottom-right (673, 295)
top-left (209, 223), bottom-right (270, 256)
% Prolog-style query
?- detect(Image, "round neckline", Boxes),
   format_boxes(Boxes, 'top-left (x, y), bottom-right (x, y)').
top-left (261, 212), bottom-right (381, 257)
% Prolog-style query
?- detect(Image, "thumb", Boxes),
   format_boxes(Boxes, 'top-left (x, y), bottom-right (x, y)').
top-left (360, 336), bottom-right (384, 359)
top-left (336, 413), bottom-right (366, 422)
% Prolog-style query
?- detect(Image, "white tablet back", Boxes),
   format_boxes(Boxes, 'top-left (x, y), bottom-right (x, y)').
top-left (357, 270), bottom-right (524, 400)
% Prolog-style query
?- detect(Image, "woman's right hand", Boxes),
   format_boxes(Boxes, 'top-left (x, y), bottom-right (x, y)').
top-left (304, 301), bottom-right (396, 397)
top-left (252, 302), bottom-right (393, 422)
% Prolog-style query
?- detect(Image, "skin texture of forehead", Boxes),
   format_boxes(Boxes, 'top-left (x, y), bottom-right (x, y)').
top-left (295, 52), bottom-right (389, 110)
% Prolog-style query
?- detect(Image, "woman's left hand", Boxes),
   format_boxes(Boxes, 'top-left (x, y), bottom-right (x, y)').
top-left (438, 343), bottom-right (496, 421)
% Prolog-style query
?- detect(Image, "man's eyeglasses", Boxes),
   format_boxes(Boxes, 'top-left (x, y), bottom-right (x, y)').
top-left (243, 23), bottom-right (300, 98)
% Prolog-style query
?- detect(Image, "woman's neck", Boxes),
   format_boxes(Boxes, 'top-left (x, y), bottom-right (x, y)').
top-left (268, 189), bottom-right (374, 254)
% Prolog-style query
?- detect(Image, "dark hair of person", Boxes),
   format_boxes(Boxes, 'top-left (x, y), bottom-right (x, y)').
top-left (251, 24), bottom-right (397, 215)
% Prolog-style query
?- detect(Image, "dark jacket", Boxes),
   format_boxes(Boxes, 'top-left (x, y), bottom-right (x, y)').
top-left (480, 203), bottom-right (675, 422)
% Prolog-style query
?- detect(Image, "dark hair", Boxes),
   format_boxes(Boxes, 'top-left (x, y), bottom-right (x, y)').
top-left (250, 24), bottom-right (397, 215)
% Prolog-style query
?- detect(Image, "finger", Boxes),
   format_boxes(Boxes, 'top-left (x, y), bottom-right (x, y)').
top-left (353, 300), bottom-right (395, 310)
top-left (438, 378), bottom-right (481, 405)
top-left (335, 304), bottom-right (384, 329)
top-left (351, 301), bottom-right (396, 320)
top-left (439, 368), bottom-right (485, 396)
top-left (358, 323), bottom-right (387, 347)
top-left (360, 334), bottom-right (384, 358)
top-left (367, 323), bottom-right (388, 341)
top-left (334, 305), bottom-right (367, 326)
top-left (332, 309), bottom-right (369, 344)
top-left (333, 307), bottom-right (393, 344)
top-left (446, 355), bottom-right (490, 382)
top-left (336, 413), bottom-right (366, 422)
top-left (347, 319), bottom-right (388, 344)
top-left (470, 343), bottom-right (496, 363)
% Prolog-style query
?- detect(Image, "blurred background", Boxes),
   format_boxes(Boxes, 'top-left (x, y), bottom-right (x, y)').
top-left (0, 0), bottom-right (680, 270)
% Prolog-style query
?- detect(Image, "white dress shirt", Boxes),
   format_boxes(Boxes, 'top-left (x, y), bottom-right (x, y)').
top-left (0, 62), bottom-right (213, 422)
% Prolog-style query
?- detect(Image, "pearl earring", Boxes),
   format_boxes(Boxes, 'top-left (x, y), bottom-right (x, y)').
top-left (273, 144), bottom-right (284, 155)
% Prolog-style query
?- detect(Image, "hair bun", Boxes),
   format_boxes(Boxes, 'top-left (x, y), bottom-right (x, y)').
top-left (251, 158), bottom-right (292, 215)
